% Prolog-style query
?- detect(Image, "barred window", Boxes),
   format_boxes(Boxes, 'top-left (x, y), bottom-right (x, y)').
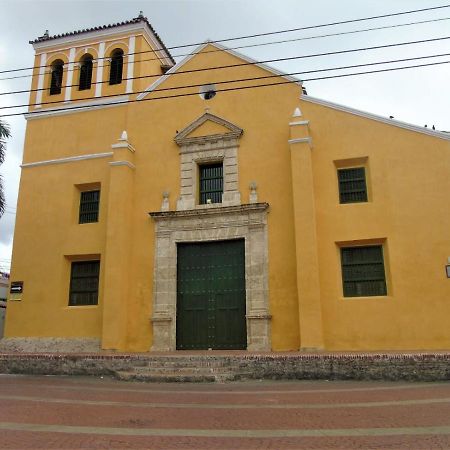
top-left (199, 163), bottom-right (223, 204)
top-left (49, 60), bottom-right (64, 95)
top-left (109, 49), bottom-right (123, 85)
top-left (79, 55), bottom-right (93, 90)
top-left (69, 261), bottom-right (100, 306)
top-left (338, 167), bottom-right (368, 203)
top-left (341, 245), bottom-right (387, 297)
top-left (79, 190), bottom-right (100, 224)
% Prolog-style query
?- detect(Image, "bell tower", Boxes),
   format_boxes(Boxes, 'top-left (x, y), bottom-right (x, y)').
top-left (28, 13), bottom-right (175, 114)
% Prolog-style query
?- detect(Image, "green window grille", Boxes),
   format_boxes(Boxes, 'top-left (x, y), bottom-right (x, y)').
top-left (341, 245), bottom-right (387, 297)
top-left (69, 260), bottom-right (100, 306)
top-left (199, 163), bottom-right (223, 204)
top-left (338, 167), bottom-right (368, 203)
top-left (79, 190), bottom-right (100, 224)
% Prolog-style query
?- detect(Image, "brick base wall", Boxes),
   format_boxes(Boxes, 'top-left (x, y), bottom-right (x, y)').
top-left (0, 352), bottom-right (449, 381)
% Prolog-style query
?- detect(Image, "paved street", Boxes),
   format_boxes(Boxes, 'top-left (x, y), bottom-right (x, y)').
top-left (0, 375), bottom-right (449, 449)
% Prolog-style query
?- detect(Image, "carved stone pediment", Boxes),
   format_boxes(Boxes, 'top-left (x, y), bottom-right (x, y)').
top-left (174, 112), bottom-right (243, 147)
top-left (173, 112), bottom-right (244, 210)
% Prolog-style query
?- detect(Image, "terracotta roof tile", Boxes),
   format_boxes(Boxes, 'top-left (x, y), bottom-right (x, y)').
top-left (30, 15), bottom-right (175, 65)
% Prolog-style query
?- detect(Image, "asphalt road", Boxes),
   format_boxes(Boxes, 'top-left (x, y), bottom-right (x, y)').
top-left (0, 375), bottom-right (449, 449)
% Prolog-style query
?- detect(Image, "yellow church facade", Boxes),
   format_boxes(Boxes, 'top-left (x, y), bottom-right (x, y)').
top-left (4, 15), bottom-right (450, 352)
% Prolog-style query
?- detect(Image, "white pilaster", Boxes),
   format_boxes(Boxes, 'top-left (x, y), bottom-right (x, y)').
top-left (95, 42), bottom-right (105, 97)
top-left (35, 53), bottom-right (47, 108)
top-left (64, 47), bottom-right (76, 102)
top-left (126, 36), bottom-right (136, 94)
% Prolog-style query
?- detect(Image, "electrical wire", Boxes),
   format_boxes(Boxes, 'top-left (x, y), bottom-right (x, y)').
top-left (1, 52), bottom-right (449, 111)
top-left (0, 35), bottom-right (449, 100)
top-left (6, 15), bottom-right (450, 84)
top-left (1, 4), bottom-right (449, 74)
top-left (1, 59), bottom-right (448, 119)
top-left (1, 16), bottom-right (449, 83)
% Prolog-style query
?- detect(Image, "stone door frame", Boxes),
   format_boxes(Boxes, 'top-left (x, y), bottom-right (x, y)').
top-left (149, 203), bottom-right (271, 351)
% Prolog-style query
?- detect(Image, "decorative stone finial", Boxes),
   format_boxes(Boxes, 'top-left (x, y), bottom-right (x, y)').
top-left (205, 107), bottom-right (211, 114)
top-left (44, 30), bottom-right (49, 37)
top-left (161, 191), bottom-right (170, 211)
top-left (138, 11), bottom-right (144, 18)
top-left (249, 181), bottom-right (258, 204)
top-left (120, 130), bottom-right (128, 141)
top-left (293, 107), bottom-right (302, 118)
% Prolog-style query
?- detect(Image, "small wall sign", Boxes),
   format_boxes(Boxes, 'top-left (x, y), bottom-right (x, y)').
top-left (9, 281), bottom-right (23, 301)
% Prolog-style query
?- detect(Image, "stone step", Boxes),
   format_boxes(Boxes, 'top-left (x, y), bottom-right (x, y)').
top-left (115, 370), bottom-right (220, 383)
top-left (145, 359), bottom-right (232, 369)
top-left (114, 365), bottom-right (256, 383)
top-left (132, 366), bottom-right (229, 375)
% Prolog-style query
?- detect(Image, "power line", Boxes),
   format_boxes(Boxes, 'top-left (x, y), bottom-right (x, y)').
top-left (1, 59), bottom-right (448, 119)
top-left (3, 17), bottom-right (450, 83)
top-left (1, 16), bottom-right (449, 82)
top-left (1, 4), bottom-right (449, 75)
top-left (1, 52), bottom-right (448, 111)
top-left (0, 35), bottom-right (449, 104)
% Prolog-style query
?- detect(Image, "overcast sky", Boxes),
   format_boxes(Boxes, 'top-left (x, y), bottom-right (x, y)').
top-left (0, 0), bottom-right (449, 272)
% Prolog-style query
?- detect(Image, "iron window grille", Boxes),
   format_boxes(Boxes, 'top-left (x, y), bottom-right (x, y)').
top-left (109, 50), bottom-right (123, 85)
top-left (338, 167), bottom-right (368, 203)
top-left (79, 190), bottom-right (100, 224)
top-left (341, 245), bottom-right (387, 297)
top-left (69, 260), bottom-right (100, 306)
top-left (199, 163), bottom-right (223, 204)
top-left (49, 61), bottom-right (64, 95)
top-left (79, 56), bottom-right (93, 90)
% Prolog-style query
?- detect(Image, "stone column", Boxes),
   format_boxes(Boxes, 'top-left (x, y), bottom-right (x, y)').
top-left (101, 132), bottom-right (135, 350)
top-left (288, 107), bottom-right (324, 350)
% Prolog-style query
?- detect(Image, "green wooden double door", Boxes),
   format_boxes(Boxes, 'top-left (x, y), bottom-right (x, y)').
top-left (176, 239), bottom-right (247, 350)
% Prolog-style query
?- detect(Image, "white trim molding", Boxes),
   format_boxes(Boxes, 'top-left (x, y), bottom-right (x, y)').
top-left (64, 47), bottom-right (76, 102)
top-left (94, 42), bottom-right (105, 98)
top-left (289, 120), bottom-right (309, 126)
top-left (32, 22), bottom-right (173, 67)
top-left (288, 137), bottom-right (312, 145)
top-left (35, 53), bottom-right (47, 108)
top-left (25, 95), bottom-right (129, 120)
top-left (21, 152), bottom-right (113, 168)
top-left (109, 160), bottom-right (136, 170)
top-left (302, 95), bottom-right (450, 141)
top-left (137, 41), bottom-right (303, 100)
top-left (126, 36), bottom-right (136, 94)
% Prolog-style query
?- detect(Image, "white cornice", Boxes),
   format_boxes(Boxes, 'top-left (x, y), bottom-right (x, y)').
top-left (21, 152), bottom-right (113, 168)
top-left (137, 41), bottom-right (302, 100)
top-left (288, 137), bottom-right (312, 145)
top-left (289, 120), bottom-right (309, 126)
top-left (33, 23), bottom-right (145, 50)
top-left (24, 95), bottom-right (129, 120)
top-left (109, 160), bottom-right (136, 169)
top-left (33, 23), bottom-right (173, 68)
top-left (302, 95), bottom-right (450, 141)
